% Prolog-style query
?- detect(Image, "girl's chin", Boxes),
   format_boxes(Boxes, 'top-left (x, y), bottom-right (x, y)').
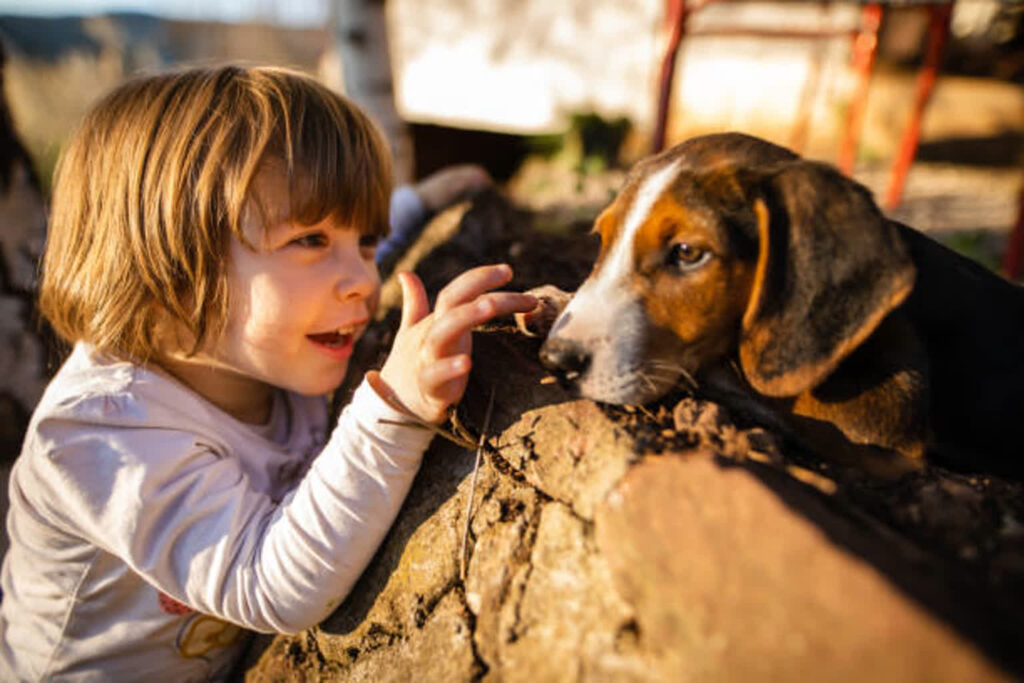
top-left (288, 365), bottom-right (350, 397)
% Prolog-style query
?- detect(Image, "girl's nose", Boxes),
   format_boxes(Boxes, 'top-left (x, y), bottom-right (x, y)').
top-left (334, 249), bottom-right (378, 302)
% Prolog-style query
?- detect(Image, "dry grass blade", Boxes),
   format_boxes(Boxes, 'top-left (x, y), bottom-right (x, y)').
top-left (461, 385), bottom-right (496, 582)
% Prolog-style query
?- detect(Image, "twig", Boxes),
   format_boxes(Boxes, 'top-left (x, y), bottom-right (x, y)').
top-left (376, 419), bottom-right (477, 449)
top-left (368, 370), bottom-right (477, 449)
top-left (460, 385), bottom-right (496, 583)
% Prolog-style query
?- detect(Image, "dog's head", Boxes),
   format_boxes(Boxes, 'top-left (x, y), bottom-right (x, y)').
top-left (541, 132), bottom-right (916, 404)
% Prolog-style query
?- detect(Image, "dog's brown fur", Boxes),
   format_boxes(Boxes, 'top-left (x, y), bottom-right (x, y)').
top-left (539, 133), bottom-right (1024, 479)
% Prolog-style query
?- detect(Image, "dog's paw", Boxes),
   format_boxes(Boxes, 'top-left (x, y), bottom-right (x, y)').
top-left (515, 285), bottom-right (572, 338)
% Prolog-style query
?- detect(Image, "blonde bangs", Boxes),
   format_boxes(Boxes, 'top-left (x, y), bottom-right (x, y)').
top-left (39, 65), bottom-right (394, 363)
top-left (263, 72), bottom-right (393, 240)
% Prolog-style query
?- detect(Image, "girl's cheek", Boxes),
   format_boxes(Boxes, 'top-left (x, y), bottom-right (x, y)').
top-left (241, 275), bottom-right (297, 335)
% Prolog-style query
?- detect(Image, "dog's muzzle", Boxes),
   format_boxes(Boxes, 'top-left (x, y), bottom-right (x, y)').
top-left (539, 337), bottom-right (591, 388)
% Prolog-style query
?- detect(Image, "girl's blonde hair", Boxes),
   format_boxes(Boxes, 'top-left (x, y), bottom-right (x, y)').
top-left (40, 65), bottom-right (393, 363)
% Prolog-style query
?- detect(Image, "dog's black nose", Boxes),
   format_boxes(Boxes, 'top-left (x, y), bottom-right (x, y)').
top-left (539, 338), bottom-right (591, 384)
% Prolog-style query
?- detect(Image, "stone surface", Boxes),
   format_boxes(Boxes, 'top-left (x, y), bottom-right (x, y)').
top-left (0, 56), bottom-right (50, 463)
top-left (242, 193), bottom-right (1023, 681)
top-left (596, 453), bottom-right (1007, 682)
top-left (242, 331), bottom-right (1019, 682)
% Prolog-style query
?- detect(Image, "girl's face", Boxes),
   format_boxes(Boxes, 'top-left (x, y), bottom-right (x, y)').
top-left (162, 165), bottom-right (381, 423)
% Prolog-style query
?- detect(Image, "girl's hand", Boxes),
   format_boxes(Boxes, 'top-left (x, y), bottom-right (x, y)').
top-left (378, 264), bottom-right (536, 424)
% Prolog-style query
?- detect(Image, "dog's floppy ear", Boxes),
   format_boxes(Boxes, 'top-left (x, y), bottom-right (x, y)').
top-left (739, 161), bottom-right (916, 397)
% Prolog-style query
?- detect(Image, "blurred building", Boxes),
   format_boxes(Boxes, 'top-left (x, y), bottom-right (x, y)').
top-left (0, 2), bottom-right (1020, 183)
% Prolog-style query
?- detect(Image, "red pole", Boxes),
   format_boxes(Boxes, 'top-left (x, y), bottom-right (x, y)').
top-left (884, 3), bottom-right (952, 210)
top-left (651, 0), bottom-right (691, 154)
top-left (837, 3), bottom-right (882, 176)
top-left (1002, 187), bottom-right (1024, 280)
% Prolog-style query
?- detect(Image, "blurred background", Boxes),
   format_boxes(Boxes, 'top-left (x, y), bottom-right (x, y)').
top-left (0, 2), bottom-right (1019, 195)
top-left (0, 0), bottom-right (1021, 470)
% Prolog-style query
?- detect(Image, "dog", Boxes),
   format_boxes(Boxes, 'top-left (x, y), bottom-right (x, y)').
top-left (533, 132), bottom-right (1024, 479)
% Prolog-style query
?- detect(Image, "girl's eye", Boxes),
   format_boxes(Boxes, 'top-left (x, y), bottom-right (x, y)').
top-left (668, 242), bottom-right (711, 271)
top-left (290, 232), bottom-right (329, 249)
top-left (358, 235), bottom-right (379, 259)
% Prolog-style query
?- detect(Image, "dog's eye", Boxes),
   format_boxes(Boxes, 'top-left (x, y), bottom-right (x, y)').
top-left (668, 242), bottom-right (711, 270)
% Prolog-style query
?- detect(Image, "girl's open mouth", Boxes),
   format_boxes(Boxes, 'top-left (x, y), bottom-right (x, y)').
top-left (307, 331), bottom-right (356, 359)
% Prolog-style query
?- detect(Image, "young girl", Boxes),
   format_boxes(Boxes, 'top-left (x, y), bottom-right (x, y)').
top-left (0, 65), bottom-right (534, 680)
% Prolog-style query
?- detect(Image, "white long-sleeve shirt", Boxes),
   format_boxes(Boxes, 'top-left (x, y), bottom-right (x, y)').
top-left (0, 343), bottom-right (433, 681)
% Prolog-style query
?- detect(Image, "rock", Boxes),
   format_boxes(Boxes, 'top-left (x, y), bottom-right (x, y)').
top-left (242, 192), bottom-right (1024, 682)
top-left (596, 453), bottom-right (1005, 681)
top-left (0, 295), bottom-right (47, 411)
top-left (0, 44), bottom-right (50, 460)
top-left (242, 332), bottom-right (1021, 682)
top-left (0, 162), bottom-right (46, 294)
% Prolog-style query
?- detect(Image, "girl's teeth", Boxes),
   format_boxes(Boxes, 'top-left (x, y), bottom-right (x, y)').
top-left (309, 331), bottom-right (351, 347)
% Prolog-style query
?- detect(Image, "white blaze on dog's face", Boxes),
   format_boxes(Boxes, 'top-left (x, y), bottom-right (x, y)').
top-left (543, 154), bottom-right (759, 404)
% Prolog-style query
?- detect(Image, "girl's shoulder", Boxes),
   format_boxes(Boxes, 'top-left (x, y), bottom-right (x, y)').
top-left (12, 345), bottom-right (221, 524)
top-left (27, 343), bottom-right (329, 457)
top-left (13, 345), bottom-right (330, 519)
top-left (34, 344), bottom-right (202, 430)
top-left (25, 345), bottom-right (259, 464)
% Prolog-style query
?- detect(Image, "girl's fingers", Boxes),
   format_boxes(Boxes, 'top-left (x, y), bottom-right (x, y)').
top-left (419, 356), bottom-right (471, 415)
top-left (388, 266), bottom-right (533, 421)
top-left (426, 292), bottom-right (537, 356)
top-left (421, 354), bottom-right (471, 389)
top-left (398, 271), bottom-right (430, 329)
top-left (434, 264), bottom-right (513, 314)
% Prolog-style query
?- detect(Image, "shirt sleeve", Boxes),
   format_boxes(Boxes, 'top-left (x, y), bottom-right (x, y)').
top-left (26, 378), bottom-right (434, 634)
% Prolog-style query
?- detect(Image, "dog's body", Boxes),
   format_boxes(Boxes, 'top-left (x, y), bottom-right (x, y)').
top-left (539, 133), bottom-right (1024, 478)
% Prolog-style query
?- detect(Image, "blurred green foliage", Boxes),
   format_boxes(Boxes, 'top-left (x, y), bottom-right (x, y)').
top-left (940, 230), bottom-right (1003, 273)
top-left (526, 111), bottom-right (631, 176)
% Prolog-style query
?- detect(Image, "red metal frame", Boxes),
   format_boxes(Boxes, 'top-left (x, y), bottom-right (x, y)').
top-left (1003, 188), bottom-right (1024, 280)
top-left (651, 1), bottom-right (1023, 281)
top-left (651, 0), bottom-right (698, 154)
top-left (883, 3), bottom-right (953, 209)
top-left (837, 3), bottom-right (883, 175)
top-left (650, 1), bottom-right (954, 196)
top-left (651, 0), bottom-right (876, 158)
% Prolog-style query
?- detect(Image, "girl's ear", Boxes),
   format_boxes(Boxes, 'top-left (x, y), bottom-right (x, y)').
top-left (739, 161), bottom-right (916, 397)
